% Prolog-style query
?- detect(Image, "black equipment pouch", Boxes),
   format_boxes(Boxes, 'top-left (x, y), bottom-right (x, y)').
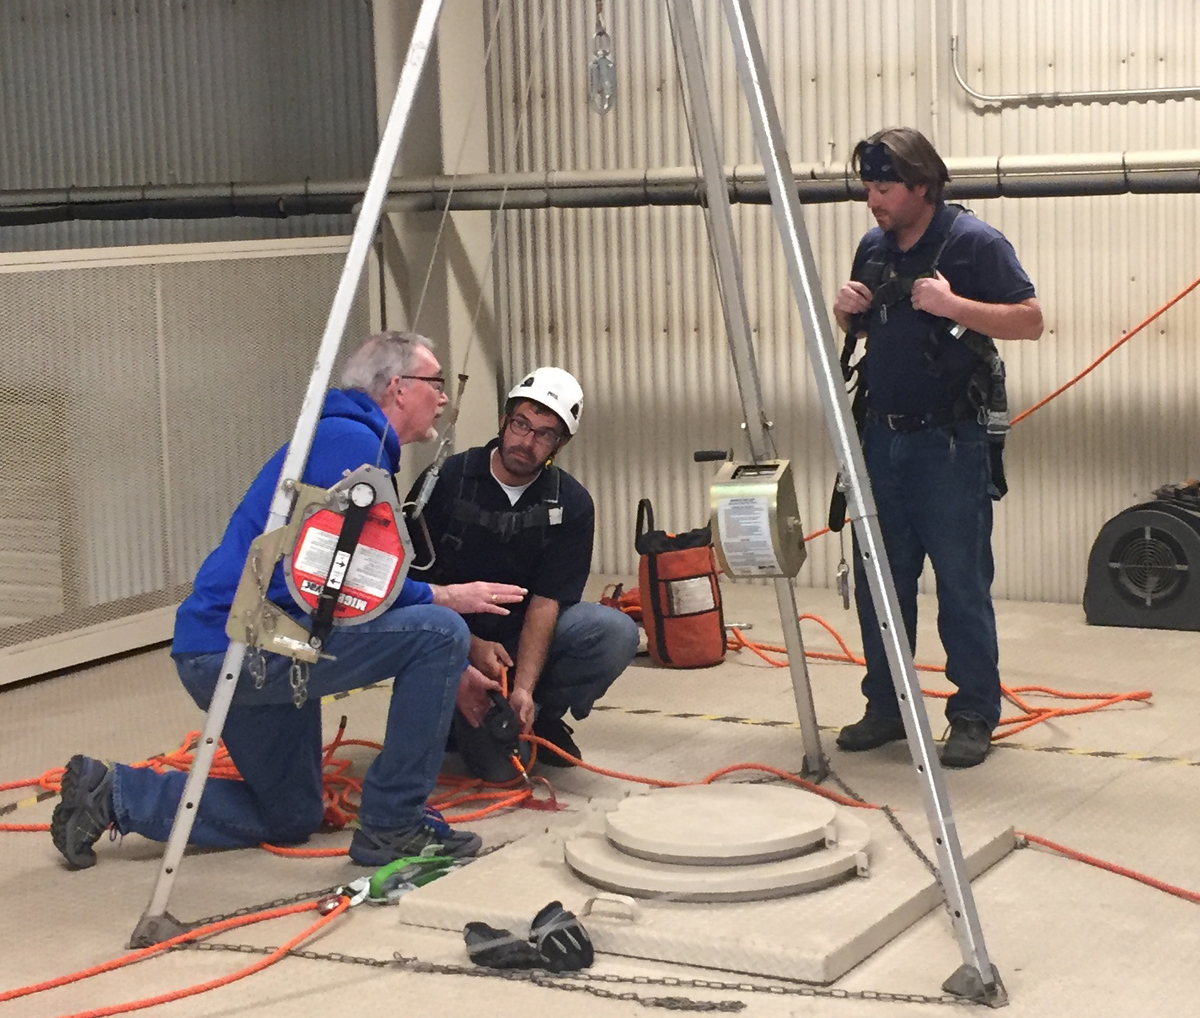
top-left (827, 329), bottom-right (866, 533)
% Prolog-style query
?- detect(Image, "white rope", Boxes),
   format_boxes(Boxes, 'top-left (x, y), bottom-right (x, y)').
top-left (410, 0), bottom-right (509, 332)
top-left (455, 0), bottom-right (554, 383)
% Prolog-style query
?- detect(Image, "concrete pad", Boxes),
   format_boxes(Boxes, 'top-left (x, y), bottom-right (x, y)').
top-left (395, 800), bottom-right (1015, 984)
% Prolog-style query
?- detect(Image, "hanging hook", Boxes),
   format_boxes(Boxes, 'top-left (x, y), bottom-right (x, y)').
top-left (588, 0), bottom-right (616, 114)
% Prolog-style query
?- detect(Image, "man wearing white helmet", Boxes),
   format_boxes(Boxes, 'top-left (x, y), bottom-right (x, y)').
top-left (410, 367), bottom-right (639, 777)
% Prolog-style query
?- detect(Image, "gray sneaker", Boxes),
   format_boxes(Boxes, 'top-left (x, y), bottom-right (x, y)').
top-left (349, 808), bottom-right (481, 867)
top-left (51, 755), bottom-right (114, 869)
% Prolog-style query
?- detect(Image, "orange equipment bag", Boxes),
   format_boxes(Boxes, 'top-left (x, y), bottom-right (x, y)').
top-left (635, 498), bottom-right (725, 668)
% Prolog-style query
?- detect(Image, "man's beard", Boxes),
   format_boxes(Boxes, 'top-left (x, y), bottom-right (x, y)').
top-left (498, 444), bottom-right (542, 480)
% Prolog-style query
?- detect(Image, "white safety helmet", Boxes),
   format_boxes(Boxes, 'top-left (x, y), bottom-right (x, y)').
top-left (506, 367), bottom-right (583, 436)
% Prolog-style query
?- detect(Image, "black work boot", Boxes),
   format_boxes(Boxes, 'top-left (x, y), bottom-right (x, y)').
top-left (941, 715), bottom-right (993, 768)
top-left (531, 713), bottom-right (580, 767)
top-left (51, 755), bottom-right (114, 869)
top-left (835, 712), bottom-right (906, 752)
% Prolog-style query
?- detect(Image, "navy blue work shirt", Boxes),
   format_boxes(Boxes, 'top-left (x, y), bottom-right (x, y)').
top-left (850, 202), bottom-right (1036, 416)
top-left (407, 439), bottom-right (595, 646)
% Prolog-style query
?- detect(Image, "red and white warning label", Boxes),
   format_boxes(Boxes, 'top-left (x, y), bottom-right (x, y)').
top-left (289, 505), bottom-right (405, 618)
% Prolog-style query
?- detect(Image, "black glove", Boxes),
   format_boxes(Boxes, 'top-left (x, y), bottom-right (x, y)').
top-left (463, 921), bottom-right (542, 969)
top-left (529, 900), bottom-right (594, 972)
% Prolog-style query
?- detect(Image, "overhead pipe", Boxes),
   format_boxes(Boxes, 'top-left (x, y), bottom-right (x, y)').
top-left (1, 151), bottom-right (1198, 225)
top-left (949, 0), bottom-right (1200, 107)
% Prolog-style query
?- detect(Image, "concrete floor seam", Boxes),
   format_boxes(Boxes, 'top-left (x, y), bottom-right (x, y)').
top-left (588, 704), bottom-right (1200, 767)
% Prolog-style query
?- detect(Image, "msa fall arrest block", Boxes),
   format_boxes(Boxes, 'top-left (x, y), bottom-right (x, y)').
top-left (829, 204), bottom-right (1011, 532)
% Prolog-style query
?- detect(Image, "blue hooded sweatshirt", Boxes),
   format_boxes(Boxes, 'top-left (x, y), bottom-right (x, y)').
top-left (172, 388), bottom-right (433, 655)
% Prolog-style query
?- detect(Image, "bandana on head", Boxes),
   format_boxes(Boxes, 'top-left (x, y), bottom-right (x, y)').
top-left (857, 141), bottom-right (902, 183)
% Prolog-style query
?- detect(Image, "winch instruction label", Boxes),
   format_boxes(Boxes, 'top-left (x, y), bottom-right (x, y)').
top-left (716, 496), bottom-right (781, 575)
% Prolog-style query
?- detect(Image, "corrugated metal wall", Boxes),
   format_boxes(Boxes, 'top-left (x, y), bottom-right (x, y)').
top-left (487, 0), bottom-right (1200, 605)
top-left (0, 0), bottom-right (376, 251)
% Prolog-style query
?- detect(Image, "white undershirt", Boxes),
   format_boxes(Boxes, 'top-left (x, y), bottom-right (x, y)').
top-left (490, 458), bottom-right (538, 506)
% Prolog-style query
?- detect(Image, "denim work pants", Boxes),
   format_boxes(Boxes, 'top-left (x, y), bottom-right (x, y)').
top-left (111, 603), bottom-right (469, 848)
top-left (503, 601), bottom-right (640, 721)
top-left (852, 418), bottom-right (1001, 728)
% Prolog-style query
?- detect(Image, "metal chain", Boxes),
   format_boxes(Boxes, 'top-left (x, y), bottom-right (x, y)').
top-left (826, 770), bottom-right (961, 929)
top-left (185, 845), bottom-right (513, 929)
top-left (289, 658), bottom-right (310, 708)
top-left (189, 884), bottom-right (346, 929)
top-left (827, 769), bottom-right (942, 880)
top-left (247, 647), bottom-right (268, 689)
top-left (181, 941), bottom-right (978, 1009)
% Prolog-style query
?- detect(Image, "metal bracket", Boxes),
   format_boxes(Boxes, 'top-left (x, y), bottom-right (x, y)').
top-left (226, 497), bottom-right (327, 664)
top-left (128, 911), bottom-right (193, 949)
top-left (943, 963), bottom-right (1009, 1008)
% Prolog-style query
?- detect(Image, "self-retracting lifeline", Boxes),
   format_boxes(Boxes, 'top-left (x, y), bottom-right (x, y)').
top-left (226, 464), bottom-right (414, 708)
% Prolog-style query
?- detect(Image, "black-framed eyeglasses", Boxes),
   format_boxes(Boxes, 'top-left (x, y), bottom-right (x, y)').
top-left (507, 414), bottom-right (564, 445)
top-left (400, 374), bottom-right (446, 393)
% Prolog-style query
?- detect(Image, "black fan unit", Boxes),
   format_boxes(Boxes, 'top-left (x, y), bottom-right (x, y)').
top-left (1084, 484), bottom-right (1200, 631)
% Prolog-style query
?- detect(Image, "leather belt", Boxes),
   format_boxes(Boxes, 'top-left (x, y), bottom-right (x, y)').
top-left (866, 407), bottom-right (967, 432)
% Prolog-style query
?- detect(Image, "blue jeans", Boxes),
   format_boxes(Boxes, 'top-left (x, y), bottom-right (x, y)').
top-left (501, 602), bottom-right (639, 721)
top-left (111, 603), bottom-right (469, 848)
top-left (853, 418), bottom-right (1001, 728)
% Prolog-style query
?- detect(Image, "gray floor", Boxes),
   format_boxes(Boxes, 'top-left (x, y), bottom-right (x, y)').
top-left (2, 577), bottom-right (1198, 1017)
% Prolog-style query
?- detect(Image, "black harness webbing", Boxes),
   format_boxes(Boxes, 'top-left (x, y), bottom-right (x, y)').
top-left (441, 448), bottom-right (563, 551)
top-left (307, 498), bottom-right (371, 650)
top-left (830, 205), bottom-right (1010, 530)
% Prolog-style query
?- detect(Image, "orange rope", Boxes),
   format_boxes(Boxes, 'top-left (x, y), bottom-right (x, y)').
top-left (725, 617), bottom-right (1152, 742)
top-left (0, 777), bottom-right (47, 793)
top-left (1017, 832), bottom-right (1200, 905)
top-left (0, 897), bottom-right (345, 1007)
top-left (1012, 271), bottom-right (1200, 425)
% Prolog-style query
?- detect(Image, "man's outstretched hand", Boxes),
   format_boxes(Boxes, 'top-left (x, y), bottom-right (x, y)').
top-left (433, 582), bottom-right (527, 615)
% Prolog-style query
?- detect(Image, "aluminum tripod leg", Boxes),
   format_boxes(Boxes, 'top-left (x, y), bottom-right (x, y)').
top-left (714, 0), bottom-right (1005, 1004)
top-left (663, 0), bottom-right (825, 779)
top-left (129, 0), bottom-right (447, 947)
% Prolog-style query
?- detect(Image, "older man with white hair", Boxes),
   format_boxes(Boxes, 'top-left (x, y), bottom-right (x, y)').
top-left (52, 331), bottom-right (525, 870)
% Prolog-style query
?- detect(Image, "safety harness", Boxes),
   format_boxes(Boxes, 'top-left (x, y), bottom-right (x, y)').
top-left (842, 203), bottom-right (1010, 500)
top-left (440, 446), bottom-right (564, 552)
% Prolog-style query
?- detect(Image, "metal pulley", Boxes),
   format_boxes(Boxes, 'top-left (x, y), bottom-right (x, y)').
top-left (706, 459), bottom-right (807, 579)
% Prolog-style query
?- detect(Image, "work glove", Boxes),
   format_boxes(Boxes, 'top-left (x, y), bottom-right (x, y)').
top-left (529, 900), bottom-right (594, 972)
top-left (463, 921), bottom-right (543, 969)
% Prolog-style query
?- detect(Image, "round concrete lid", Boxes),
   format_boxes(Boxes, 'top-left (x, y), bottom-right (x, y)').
top-left (605, 784), bottom-right (838, 865)
top-left (566, 809), bottom-right (871, 902)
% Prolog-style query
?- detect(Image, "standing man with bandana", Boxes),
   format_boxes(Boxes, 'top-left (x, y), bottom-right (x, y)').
top-left (832, 127), bottom-right (1043, 768)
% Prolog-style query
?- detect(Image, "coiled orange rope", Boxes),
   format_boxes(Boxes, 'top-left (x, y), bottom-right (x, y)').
top-left (725, 616), bottom-right (1152, 742)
